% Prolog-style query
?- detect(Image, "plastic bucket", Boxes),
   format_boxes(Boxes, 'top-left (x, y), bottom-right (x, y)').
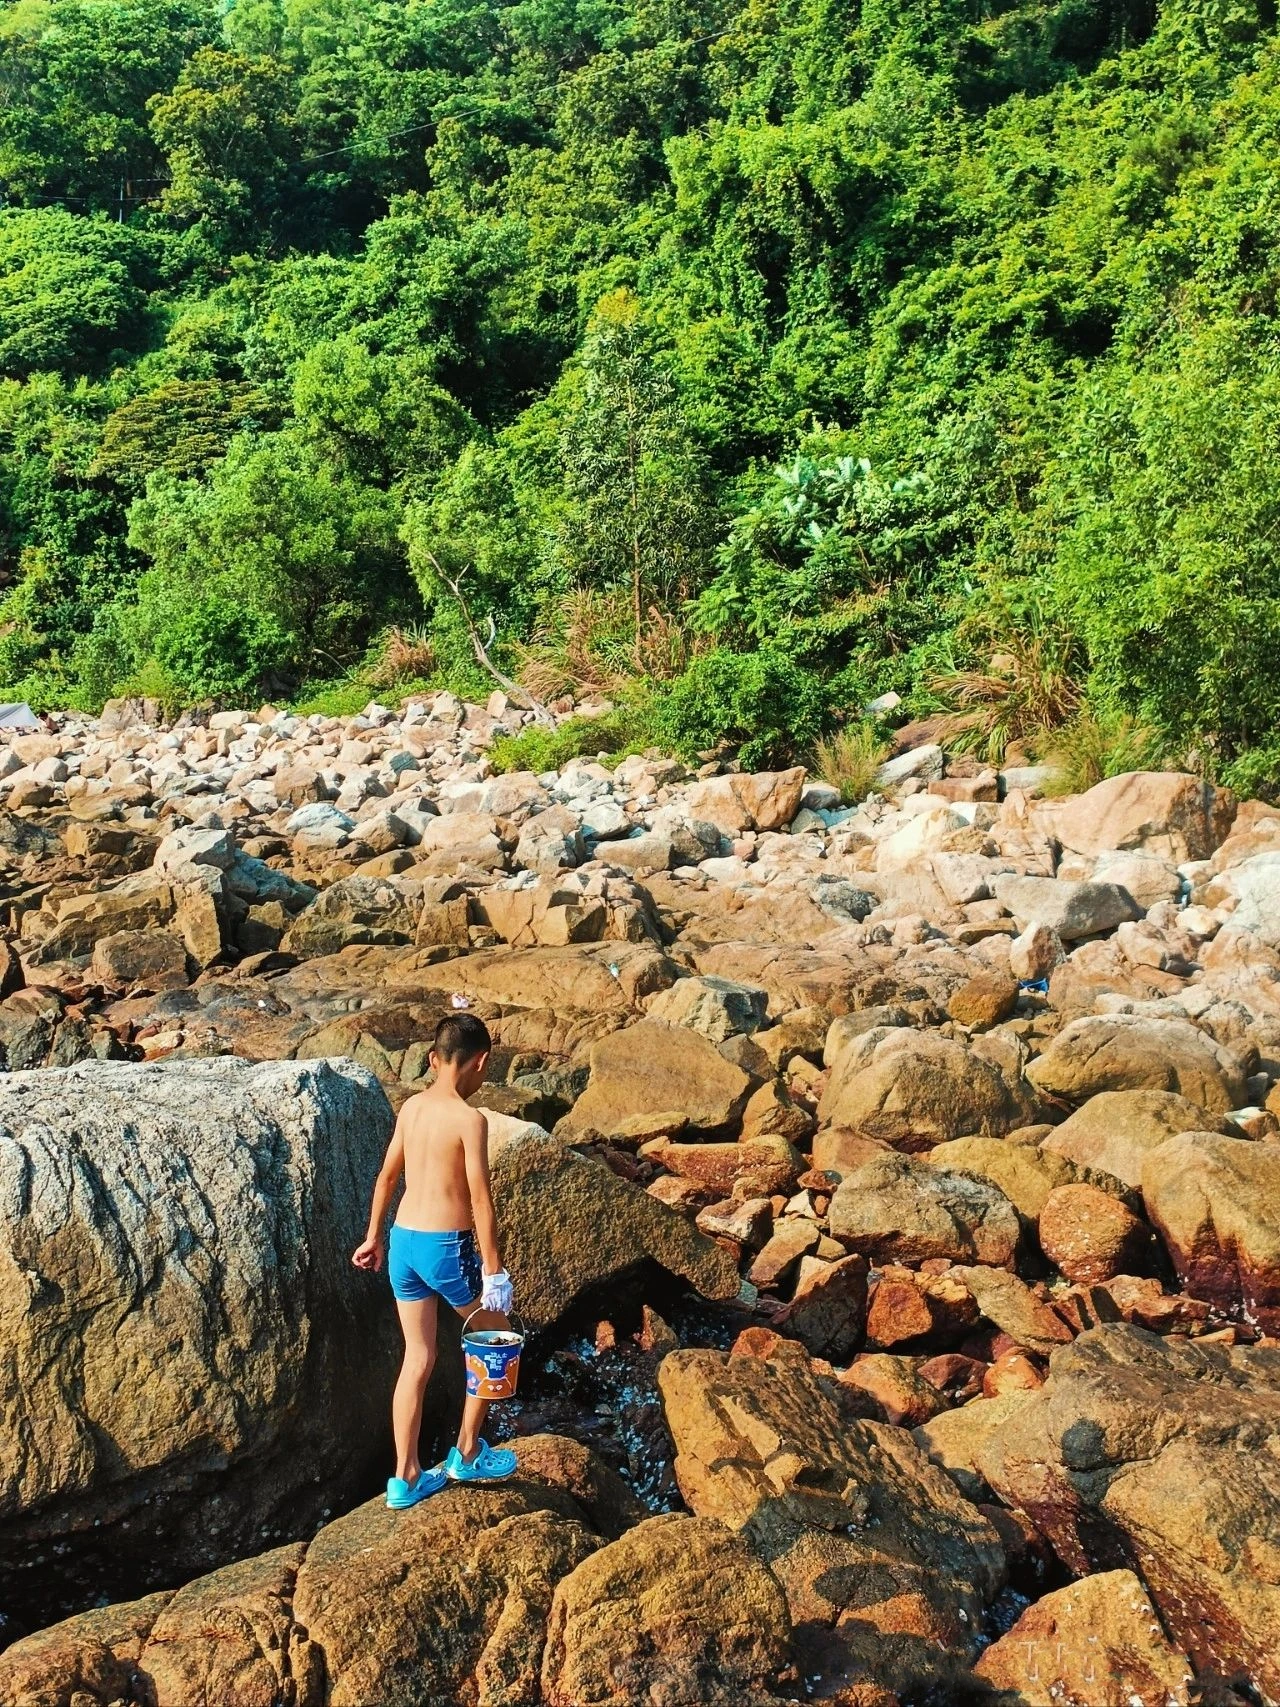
top-left (462, 1311), bottom-right (525, 1400)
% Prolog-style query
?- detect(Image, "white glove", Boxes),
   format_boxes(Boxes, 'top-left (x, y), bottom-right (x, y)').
top-left (481, 1269), bottom-right (513, 1314)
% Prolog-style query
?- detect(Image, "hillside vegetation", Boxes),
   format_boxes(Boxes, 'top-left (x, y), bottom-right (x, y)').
top-left (3, 0), bottom-right (1280, 787)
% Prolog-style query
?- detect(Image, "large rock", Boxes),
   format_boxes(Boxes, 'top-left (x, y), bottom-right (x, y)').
top-left (645, 974), bottom-right (769, 1042)
top-left (990, 874), bottom-right (1141, 943)
top-left (819, 1027), bottom-right (1040, 1151)
top-left (977, 1324), bottom-right (1280, 1695)
top-left (974, 1569), bottom-right (1193, 1705)
top-left (282, 874), bottom-right (420, 955)
top-left (658, 1341), bottom-right (1005, 1695)
top-left (1039, 771), bottom-right (1233, 864)
top-left (1141, 1131), bottom-right (1280, 1331)
top-left (1040, 1089), bottom-right (1234, 1189)
top-left (829, 1152), bottom-right (1021, 1267)
top-left (926, 1134), bottom-right (1091, 1221)
top-left (492, 1129), bottom-right (740, 1329)
top-left (560, 1019), bottom-right (754, 1141)
top-left (1038, 1181), bottom-right (1154, 1286)
top-left (0, 1057), bottom-right (400, 1618)
top-left (0, 1438), bottom-right (643, 1707)
top-left (1026, 1014), bottom-right (1249, 1114)
top-left (412, 942), bottom-right (680, 1013)
top-left (1202, 850), bottom-right (1280, 949)
top-left (682, 768), bottom-right (806, 835)
top-left (541, 1513), bottom-right (792, 1707)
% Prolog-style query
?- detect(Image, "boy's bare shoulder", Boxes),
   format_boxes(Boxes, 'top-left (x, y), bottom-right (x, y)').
top-left (397, 1088), bottom-right (486, 1134)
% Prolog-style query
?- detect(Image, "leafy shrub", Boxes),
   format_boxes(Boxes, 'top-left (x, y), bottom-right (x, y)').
top-left (487, 703), bottom-right (658, 775)
top-left (813, 724), bottom-right (889, 805)
top-left (153, 595), bottom-right (291, 702)
top-left (654, 647), bottom-right (829, 769)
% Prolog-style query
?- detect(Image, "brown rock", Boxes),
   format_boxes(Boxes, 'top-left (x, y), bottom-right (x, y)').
top-left (839, 1353), bottom-right (950, 1427)
top-left (747, 1218), bottom-right (820, 1288)
top-left (829, 1153), bottom-right (1021, 1267)
top-left (1008, 920), bottom-right (1063, 982)
top-left (415, 897), bottom-right (471, 947)
top-left (912, 1391), bottom-right (1036, 1502)
top-left (562, 1019), bottom-right (754, 1141)
top-left (925, 1135), bottom-right (1095, 1223)
top-left (777, 1252), bottom-right (868, 1360)
top-left (1099, 1274), bottom-right (1212, 1335)
top-left (646, 1133), bottom-right (801, 1199)
top-left (0, 938), bottom-right (23, 1000)
top-left (820, 1027), bottom-right (1040, 1151)
top-left (0, 1591), bottom-right (175, 1707)
top-left (1038, 1182), bottom-right (1154, 1286)
top-left (1027, 1015), bottom-right (1248, 1115)
top-left (1141, 1132), bottom-right (1280, 1331)
top-left (542, 1513), bottom-right (792, 1707)
top-left (658, 1344), bottom-right (1005, 1696)
top-left (948, 1266), bottom-right (1074, 1357)
top-left (1039, 770), bottom-right (1233, 864)
top-left (492, 1129), bottom-right (740, 1330)
top-left (91, 928), bottom-right (188, 988)
top-left (982, 1349), bottom-right (1045, 1397)
top-left (947, 970), bottom-right (1019, 1030)
top-left (274, 764), bottom-right (330, 806)
top-left (976, 1324), bottom-right (1280, 1694)
top-left (696, 1196), bottom-right (772, 1248)
top-left (1040, 1088), bottom-right (1234, 1189)
top-left (683, 767), bottom-right (806, 835)
top-left (810, 1127), bottom-right (893, 1177)
top-left (975, 1568), bottom-right (1192, 1705)
top-left (866, 1266), bottom-right (979, 1349)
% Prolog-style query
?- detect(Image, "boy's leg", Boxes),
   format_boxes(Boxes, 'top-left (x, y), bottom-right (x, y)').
top-left (393, 1294), bottom-right (439, 1483)
top-left (454, 1301), bottom-right (508, 1463)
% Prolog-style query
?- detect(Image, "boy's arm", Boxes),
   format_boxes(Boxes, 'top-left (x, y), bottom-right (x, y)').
top-left (352, 1119), bottom-right (406, 1271)
top-left (460, 1109), bottom-right (503, 1276)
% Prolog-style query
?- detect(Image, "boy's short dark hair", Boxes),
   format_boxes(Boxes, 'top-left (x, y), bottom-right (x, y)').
top-left (432, 1012), bottom-right (492, 1064)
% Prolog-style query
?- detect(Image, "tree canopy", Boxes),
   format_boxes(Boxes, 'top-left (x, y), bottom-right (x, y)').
top-left (2, 0), bottom-right (1279, 786)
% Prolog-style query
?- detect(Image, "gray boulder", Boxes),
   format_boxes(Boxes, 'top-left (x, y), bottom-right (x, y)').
top-left (0, 1057), bottom-right (402, 1618)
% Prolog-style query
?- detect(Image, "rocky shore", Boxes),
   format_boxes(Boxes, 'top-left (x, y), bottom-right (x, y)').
top-left (1, 690), bottom-right (1278, 1705)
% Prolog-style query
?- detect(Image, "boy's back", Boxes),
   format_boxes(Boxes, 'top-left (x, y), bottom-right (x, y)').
top-left (396, 1086), bottom-right (486, 1233)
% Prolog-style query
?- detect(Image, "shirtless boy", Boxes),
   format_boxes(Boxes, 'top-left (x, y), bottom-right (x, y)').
top-left (352, 1012), bottom-right (517, 1508)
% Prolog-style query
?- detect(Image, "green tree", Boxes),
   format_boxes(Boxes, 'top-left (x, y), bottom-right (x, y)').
top-left (558, 289), bottom-right (718, 666)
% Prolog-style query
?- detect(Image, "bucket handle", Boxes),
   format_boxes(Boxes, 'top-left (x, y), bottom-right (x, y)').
top-left (462, 1307), bottom-right (525, 1341)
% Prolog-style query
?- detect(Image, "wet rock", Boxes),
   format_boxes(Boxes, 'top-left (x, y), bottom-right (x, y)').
top-left (561, 1019), bottom-right (754, 1141)
top-left (819, 1028), bottom-right (1041, 1151)
top-left (1038, 1182), bottom-right (1155, 1286)
top-left (829, 1153), bottom-right (1021, 1267)
top-left (542, 1513), bottom-right (793, 1707)
top-left (1027, 1014), bottom-right (1249, 1114)
top-left (492, 1129), bottom-right (740, 1329)
top-left (1040, 1088), bottom-right (1235, 1189)
top-left (977, 1324), bottom-right (1280, 1694)
top-left (658, 1342), bottom-right (1005, 1696)
top-left (1141, 1131), bottom-right (1280, 1331)
top-left (974, 1568), bottom-right (1192, 1705)
top-left (0, 1057), bottom-right (401, 1609)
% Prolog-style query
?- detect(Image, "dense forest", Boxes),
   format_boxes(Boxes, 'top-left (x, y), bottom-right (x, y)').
top-left (2, 0), bottom-right (1280, 784)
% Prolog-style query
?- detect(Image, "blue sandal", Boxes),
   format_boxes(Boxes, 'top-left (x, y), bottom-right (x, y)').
top-left (445, 1439), bottom-right (517, 1483)
top-left (386, 1464), bottom-right (447, 1508)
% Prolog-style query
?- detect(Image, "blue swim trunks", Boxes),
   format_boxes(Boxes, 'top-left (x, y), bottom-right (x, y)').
top-left (388, 1226), bottom-right (482, 1306)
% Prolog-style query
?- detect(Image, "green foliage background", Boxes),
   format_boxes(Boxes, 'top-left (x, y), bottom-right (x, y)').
top-left (2, 0), bottom-right (1279, 785)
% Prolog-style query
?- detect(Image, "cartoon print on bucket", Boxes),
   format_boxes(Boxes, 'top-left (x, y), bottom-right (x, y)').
top-left (462, 1310), bottom-right (525, 1399)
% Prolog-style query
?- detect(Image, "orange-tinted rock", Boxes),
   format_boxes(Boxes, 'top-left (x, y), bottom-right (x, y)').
top-left (838, 1354), bottom-right (950, 1427)
top-left (1039, 1182), bottom-right (1155, 1286)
